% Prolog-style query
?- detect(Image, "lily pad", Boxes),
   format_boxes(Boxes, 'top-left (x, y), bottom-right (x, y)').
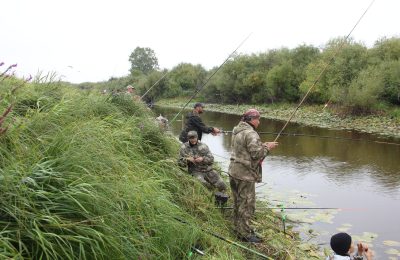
top-left (337, 223), bottom-right (353, 232)
top-left (352, 232), bottom-right (378, 243)
top-left (385, 248), bottom-right (400, 255)
top-left (309, 210), bottom-right (338, 224)
top-left (383, 240), bottom-right (400, 247)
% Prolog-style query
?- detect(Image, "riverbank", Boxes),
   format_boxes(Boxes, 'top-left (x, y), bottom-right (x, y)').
top-left (0, 80), bottom-right (322, 259)
top-left (156, 98), bottom-right (400, 139)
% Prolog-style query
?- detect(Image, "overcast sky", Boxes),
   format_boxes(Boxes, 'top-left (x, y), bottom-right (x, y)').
top-left (1, 0), bottom-right (399, 83)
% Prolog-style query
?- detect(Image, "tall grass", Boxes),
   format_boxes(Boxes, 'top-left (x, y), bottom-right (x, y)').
top-left (0, 82), bottom-right (244, 259)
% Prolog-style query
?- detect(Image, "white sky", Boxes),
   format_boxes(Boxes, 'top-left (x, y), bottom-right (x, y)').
top-left (1, 0), bottom-right (399, 83)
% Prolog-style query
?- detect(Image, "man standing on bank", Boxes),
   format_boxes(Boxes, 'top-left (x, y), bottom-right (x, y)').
top-left (179, 102), bottom-right (220, 143)
top-left (228, 108), bottom-right (278, 243)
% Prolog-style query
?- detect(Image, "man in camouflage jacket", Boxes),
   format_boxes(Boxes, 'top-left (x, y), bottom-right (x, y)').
top-left (178, 131), bottom-right (226, 192)
top-left (228, 109), bottom-right (278, 243)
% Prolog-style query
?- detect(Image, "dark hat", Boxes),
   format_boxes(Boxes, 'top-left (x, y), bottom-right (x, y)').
top-left (194, 102), bottom-right (204, 108)
top-left (330, 232), bottom-right (352, 256)
top-left (187, 131), bottom-right (198, 138)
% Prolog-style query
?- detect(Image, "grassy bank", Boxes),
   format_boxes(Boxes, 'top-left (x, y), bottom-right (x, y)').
top-left (156, 97), bottom-right (400, 139)
top-left (1, 80), bottom-right (321, 259)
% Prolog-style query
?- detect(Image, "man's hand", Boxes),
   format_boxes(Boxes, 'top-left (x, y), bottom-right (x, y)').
top-left (357, 243), bottom-right (373, 260)
top-left (263, 141), bottom-right (279, 151)
top-left (212, 127), bottom-right (220, 135)
top-left (194, 157), bottom-right (204, 163)
top-left (186, 157), bottom-right (196, 163)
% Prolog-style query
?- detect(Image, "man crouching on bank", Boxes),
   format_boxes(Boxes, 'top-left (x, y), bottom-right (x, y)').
top-left (178, 131), bottom-right (228, 202)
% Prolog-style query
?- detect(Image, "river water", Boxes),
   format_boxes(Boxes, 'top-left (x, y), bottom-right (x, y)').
top-left (155, 107), bottom-right (400, 259)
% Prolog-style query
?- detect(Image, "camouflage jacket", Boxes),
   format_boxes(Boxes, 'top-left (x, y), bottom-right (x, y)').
top-left (179, 111), bottom-right (213, 142)
top-left (178, 141), bottom-right (214, 173)
top-left (228, 121), bottom-right (268, 182)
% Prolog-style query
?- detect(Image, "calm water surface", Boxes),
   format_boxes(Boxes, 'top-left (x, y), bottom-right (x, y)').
top-left (155, 107), bottom-right (400, 258)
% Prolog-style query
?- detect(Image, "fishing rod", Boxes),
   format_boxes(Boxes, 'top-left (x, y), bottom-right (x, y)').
top-left (141, 71), bottom-right (170, 100)
top-left (221, 130), bottom-right (400, 146)
top-left (169, 33), bottom-right (252, 124)
top-left (273, 0), bottom-right (376, 143)
top-left (216, 206), bottom-right (367, 211)
top-left (216, 168), bottom-right (268, 187)
top-left (218, 206), bottom-right (339, 210)
top-left (173, 216), bottom-right (273, 260)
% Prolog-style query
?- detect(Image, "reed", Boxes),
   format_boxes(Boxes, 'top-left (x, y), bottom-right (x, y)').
top-left (0, 83), bottom-right (243, 259)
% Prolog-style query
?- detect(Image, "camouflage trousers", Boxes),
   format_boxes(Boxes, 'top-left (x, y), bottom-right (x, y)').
top-left (229, 177), bottom-right (256, 238)
top-left (192, 170), bottom-right (227, 192)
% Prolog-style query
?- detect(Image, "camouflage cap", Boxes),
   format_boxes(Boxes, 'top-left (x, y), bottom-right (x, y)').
top-left (187, 130), bottom-right (198, 138)
top-left (243, 108), bottom-right (260, 118)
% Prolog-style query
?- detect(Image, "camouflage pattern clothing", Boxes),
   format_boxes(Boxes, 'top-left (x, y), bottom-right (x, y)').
top-left (178, 141), bottom-right (226, 192)
top-left (179, 111), bottom-right (214, 143)
top-left (228, 121), bottom-right (269, 238)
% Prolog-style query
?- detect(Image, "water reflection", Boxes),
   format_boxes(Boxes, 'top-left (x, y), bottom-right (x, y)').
top-left (157, 106), bottom-right (400, 191)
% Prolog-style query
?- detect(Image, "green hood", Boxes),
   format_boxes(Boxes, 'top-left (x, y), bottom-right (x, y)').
top-left (232, 121), bottom-right (253, 135)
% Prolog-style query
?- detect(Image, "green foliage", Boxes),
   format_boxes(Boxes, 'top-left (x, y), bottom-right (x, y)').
top-left (380, 60), bottom-right (400, 104)
top-left (323, 38), bottom-right (369, 104)
top-left (369, 37), bottom-right (400, 62)
top-left (266, 62), bottom-right (299, 102)
top-left (0, 84), bottom-right (247, 259)
top-left (345, 66), bottom-right (384, 110)
top-left (129, 47), bottom-right (159, 75)
top-left (166, 63), bottom-right (207, 97)
top-left (136, 70), bottom-right (168, 102)
top-left (85, 36), bottom-right (400, 114)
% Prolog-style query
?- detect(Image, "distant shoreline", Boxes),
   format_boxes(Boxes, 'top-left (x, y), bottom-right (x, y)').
top-left (156, 99), bottom-right (400, 140)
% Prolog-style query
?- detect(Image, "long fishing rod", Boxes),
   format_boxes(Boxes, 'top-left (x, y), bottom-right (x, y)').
top-left (173, 216), bottom-right (273, 260)
top-left (169, 33), bottom-right (252, 124)
top-left (217, 206), bottom-right (366, 211)
top-left (221, 130), bottom-right (400, 146)
top-left (218, 206), bottom-right (337, 210)
top-left (273, 0), bottom-right (376, 142)
top-left (141, 71), bottom-right (170, 99)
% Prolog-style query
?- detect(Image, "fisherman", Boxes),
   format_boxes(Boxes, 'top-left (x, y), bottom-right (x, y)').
top-left (327, 232), bottom-right (373, 260)
top-left (178, 131), bottom-right (227, 199)
top-left (179, 102), bottom-right (220, 143)
top-left (126, 85), bottom-right (135, 94)
top-left (125, 85), bottom-right (143, 102)
top-left (228, 108), bottom-right (278, 243)
top-left (155, 114), bottom-right (168, 130)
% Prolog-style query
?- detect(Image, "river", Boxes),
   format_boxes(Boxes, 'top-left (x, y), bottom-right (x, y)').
top-left (154, 106), bottom-right (400, 259)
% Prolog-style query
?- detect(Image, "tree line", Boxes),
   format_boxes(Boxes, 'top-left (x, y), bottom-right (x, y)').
top-left (84, 37), bottom-right (400, 114)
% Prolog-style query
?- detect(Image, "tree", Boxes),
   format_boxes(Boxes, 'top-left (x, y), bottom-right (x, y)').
top-left (129, 47), bottom-right (159, 75)
top-left (346, 66), bottom-right (384, 110)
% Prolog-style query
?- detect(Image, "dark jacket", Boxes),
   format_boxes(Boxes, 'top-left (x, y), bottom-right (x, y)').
top-left (179, 111), bottom-right (214, 142)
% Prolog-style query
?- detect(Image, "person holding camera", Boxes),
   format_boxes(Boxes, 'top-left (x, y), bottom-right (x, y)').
top-left (327, 232), bottom-right (374, 260)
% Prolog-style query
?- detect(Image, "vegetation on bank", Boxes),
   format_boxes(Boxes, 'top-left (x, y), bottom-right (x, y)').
top-left (82, 37), bottom-right (399, 119)
top-left (1, 75), bottom-right (323, 259)
top-left (156, 98), bottom-right (400, 139)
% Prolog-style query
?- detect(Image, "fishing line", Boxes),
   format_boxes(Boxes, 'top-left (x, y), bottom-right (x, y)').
top-left (172, 216), bottom-right (274, 260)
top-left (274, 0), bottom-right (376, 142)
top-left (169, 33), bottom-right (252, 124)
top-left (221, 130), bottom-right (400, 146)
top-left (141, 70), bottom-right (170, 99)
